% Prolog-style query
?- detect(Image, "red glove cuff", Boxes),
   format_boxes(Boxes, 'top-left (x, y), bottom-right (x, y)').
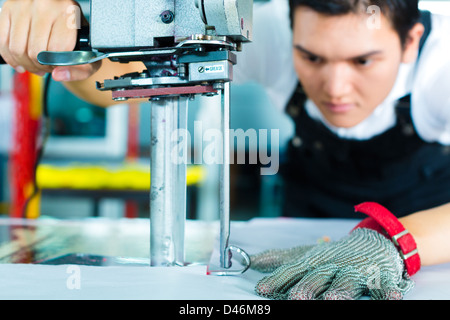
top-left (352, 202), bottom-right (421, 276)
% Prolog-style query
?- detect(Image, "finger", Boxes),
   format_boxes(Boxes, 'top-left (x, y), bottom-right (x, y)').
top-left (288, 264), bottom-right (338, 300)
top-left (251, 245), bottom-right (316, 273)
top-left (321, 267), bottom-right (366, 300)
top-left (52, 61), bottom-right (102, 82)
top-left (255, 262), bottom-right (310, 300)
top-left (8, 9), bottom-right (38, 73)
top-left (28, 11), bottom-right (54, 73)
top-left (371, 285), bottom-right (404, 300)
top-left (0, 5), bottom-right (20, 70)
top-left (251, 249), bottom-right (293, 273)
top-left (47, 11), bottom-right (78, 53)
top-left (369, 277), bottom-right (415, 300)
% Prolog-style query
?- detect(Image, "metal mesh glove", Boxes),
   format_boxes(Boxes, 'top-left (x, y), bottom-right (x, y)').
top-left (254, 228), bottom-right (415, 300)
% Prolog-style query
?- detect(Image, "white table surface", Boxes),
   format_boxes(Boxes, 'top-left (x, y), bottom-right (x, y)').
top-left (0, 217), bottom-right (449, 300)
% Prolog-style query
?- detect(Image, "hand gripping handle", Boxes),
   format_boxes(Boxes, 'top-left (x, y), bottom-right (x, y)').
top-left (0, 25), bottom-right (90, 65)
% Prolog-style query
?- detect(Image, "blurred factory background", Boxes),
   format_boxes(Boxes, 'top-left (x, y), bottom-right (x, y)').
top-left (0, 0), bottom-right (448, 221)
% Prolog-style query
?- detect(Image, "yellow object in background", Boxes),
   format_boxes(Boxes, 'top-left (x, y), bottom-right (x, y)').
top-left (36, 163), bottom-right (206, 191)
top-left (29, 73), bottom-right (43, 120)
top-left (23, 182), bottom-right (41, 219)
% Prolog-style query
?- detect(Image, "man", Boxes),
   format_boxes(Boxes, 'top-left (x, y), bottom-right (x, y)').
top-left (235, 0), bottom-right (450, 217)
top-left (239, 0), bottom-right (450, 300)
top-left (1, 0), bottom-right (449, 300)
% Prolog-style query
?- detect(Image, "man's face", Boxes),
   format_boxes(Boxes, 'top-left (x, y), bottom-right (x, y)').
top-left (292, 7), bottom-right (411, 128)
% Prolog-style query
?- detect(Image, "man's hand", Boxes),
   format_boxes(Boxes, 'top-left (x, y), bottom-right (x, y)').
top-left (253, 228), bottom-right (414, 300)
top-left (0, 0), bottom-right (100, 81)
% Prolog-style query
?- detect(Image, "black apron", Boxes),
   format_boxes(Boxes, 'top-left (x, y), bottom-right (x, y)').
top-left (281, 11), bottom-right (450, 219)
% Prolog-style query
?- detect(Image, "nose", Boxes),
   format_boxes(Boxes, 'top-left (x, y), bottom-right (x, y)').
top-left (322, 63), bottom-right (353, 99)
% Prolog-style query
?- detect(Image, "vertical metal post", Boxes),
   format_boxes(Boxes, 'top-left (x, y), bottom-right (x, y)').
top-left (219, 83), bottom-right (231, 269)
top-left (150, 96), bottom-right (187, 266)
top-left (175, 96), bottom-right (188, 263)
top-left (206, 82), bottom-right (252, 276)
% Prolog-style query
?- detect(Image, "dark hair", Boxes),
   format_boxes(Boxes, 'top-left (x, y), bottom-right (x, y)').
top-left (289, 0), bottom-right (420, 46)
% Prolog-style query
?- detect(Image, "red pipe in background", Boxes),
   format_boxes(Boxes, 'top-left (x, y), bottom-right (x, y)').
top-left (9, 72), bottom-right (42, 218)
top-left (125, 102), bottom-right (140, 218)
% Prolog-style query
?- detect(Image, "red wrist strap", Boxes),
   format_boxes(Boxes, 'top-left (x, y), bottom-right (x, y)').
top-left (353, 202), bottom-right (421, 276)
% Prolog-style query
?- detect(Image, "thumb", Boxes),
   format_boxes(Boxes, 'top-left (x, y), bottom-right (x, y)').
top-left (52, 61), bottom-right (102, 82)
top-left (251, 244), bottom-right (316, 273)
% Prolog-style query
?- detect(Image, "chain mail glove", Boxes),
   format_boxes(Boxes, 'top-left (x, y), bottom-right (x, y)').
top-left (254, 228), bottom-right (415, 300)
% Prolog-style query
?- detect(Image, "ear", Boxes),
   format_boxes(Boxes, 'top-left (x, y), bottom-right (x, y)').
top-left (401, 23), bottom-right (425, 64)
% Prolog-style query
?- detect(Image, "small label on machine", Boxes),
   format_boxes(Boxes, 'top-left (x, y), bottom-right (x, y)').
top-left (205, 65), bottom-right (224, 73)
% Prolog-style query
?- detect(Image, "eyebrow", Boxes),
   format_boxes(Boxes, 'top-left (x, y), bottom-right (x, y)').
top-left (294, 44), bottom-right (383, 61)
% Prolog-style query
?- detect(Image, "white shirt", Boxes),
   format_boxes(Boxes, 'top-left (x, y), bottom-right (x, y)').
top-left (234, 0), bottom-right (450, 145)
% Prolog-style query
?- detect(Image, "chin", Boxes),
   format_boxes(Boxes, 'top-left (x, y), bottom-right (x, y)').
top-left (324, 116), bottom-right (362, 129)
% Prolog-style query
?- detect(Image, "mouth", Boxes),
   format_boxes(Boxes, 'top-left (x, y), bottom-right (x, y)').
top-left (323, 102), bottom-right (356, 114)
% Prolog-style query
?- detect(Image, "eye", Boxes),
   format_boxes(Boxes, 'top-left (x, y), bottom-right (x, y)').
top-left (303, 54), bottom-right (322, 64)
top-left (355, 58), bottom-right (373, 67)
